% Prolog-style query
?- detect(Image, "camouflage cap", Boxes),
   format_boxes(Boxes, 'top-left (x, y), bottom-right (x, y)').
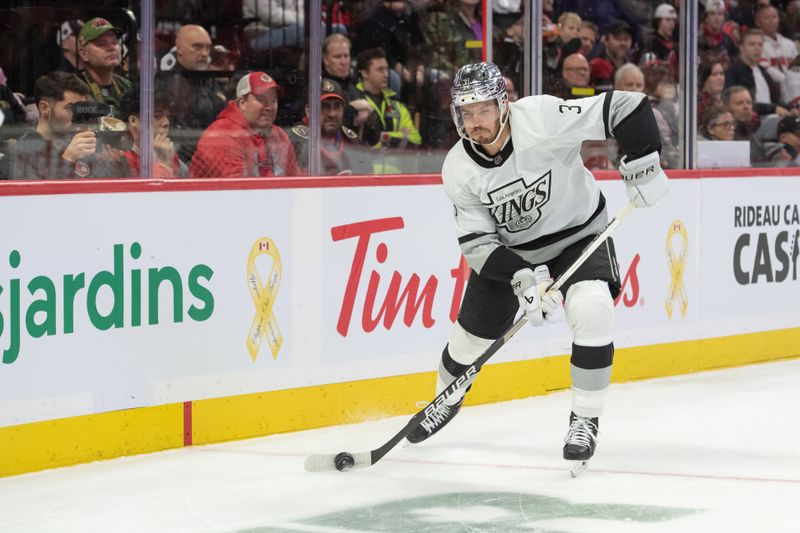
top-left (79, 18), bottom-right (122, 47)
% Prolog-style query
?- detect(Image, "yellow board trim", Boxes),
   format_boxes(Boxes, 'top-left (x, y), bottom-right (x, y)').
top-left (3, 328), bottom-right (799, 477)
top-left (0, 403), bottom-right (183, 477)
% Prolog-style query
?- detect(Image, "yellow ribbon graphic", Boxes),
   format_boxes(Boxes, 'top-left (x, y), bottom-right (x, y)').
top-left (665, 220), bottom-right (688, 319)
top-left (246, 237), bottom-right (283, 361)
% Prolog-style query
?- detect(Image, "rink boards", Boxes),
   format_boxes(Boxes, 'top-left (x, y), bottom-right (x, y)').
top-left (1, 170), bottom-right (799, 476)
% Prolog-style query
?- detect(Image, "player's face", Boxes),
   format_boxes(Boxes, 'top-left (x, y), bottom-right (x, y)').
top-left (460, 100), bottom-right (502, 144)
top-left (80, 32), bottom-right (121, 69)
top-left (323, 41), bottom-right (351, 79)
top-left (321, 99), bottom-right (344, 137)
top-left (240, 89), bottom-right (279, 130)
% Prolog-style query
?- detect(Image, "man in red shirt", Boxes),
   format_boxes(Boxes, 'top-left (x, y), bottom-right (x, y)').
top-left (190, 71), bottom-right (299, 178)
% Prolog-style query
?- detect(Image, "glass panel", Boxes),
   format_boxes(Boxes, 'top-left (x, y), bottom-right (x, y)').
top-left (154, 1), bottom-right (307, 178)
top-left (543, 2), bottom-right (684, 170)
top-left (492, 0), bottom-right (524, 100)
top-left (697, 2), bottom-right (800, 168)
top-left (0, 3), bottom-right (141, 180)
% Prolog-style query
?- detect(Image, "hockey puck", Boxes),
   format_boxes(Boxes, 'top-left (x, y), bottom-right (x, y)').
top-left (334, 452), bottom-right (355, 472)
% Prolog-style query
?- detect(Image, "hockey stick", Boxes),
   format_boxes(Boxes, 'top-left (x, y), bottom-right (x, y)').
top-left (304, 201), bottom-right (636, 473)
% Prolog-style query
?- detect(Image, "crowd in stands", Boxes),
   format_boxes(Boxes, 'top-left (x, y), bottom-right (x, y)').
top-left (4, 0), bottom-right (800, 180)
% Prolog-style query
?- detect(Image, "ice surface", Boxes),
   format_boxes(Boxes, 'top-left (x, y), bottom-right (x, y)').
top-left (1, 359), bottom-right (798, 532)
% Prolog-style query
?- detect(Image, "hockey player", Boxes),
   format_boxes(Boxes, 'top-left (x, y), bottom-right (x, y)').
top-left (406, 62), bottom-right (668, 473)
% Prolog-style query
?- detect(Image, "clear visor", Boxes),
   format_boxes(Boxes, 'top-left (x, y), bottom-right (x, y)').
top-left (450, 96), bottom-right (508, 143)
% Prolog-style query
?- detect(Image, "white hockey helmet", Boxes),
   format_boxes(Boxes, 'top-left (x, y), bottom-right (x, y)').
top-left (450, 62), bottom-right (509, 143)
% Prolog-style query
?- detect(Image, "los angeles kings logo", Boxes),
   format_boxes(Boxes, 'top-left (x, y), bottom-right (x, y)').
top-left (485, 170), bottom-right (551, 232)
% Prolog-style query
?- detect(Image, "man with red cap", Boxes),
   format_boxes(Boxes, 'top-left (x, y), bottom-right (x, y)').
top-left (286, 78), bottom-right (369, 175)
top-left (190, 71), bottom-right (299, 178)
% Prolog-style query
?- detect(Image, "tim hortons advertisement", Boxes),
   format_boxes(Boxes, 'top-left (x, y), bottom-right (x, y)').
top-left (1, 176), bottom-right (795, 426)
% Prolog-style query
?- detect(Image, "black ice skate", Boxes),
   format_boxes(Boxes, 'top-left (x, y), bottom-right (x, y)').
top-left (407, 397), bottom-right (464, 444)
top-left (563, 412), bottom-right (599, 477)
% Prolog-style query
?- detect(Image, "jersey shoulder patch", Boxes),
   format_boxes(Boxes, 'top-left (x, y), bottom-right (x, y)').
top-left (291, 124), bottom-right (309, 139)
top-left (341, 125), bottom-right (358, 140)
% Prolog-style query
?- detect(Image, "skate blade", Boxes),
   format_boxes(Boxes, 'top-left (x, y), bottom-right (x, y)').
top-left (568, 460), bottom-right (588, 478)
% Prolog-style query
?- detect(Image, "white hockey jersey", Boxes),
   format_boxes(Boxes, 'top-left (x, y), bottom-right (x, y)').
top-left (442, 91), bottom-right (649, 279)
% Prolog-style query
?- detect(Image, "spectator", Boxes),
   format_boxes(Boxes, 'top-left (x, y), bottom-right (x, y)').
top-left (56, 20), bottom-right (83, 75)
top-left (8, 71), bottom-right (127, 179)
top-left (355, 47), bottom-right (421, 149)
top-left (548, 52), bottom-right (594, 100)
top-left (357, 0), bottom-right (425, 91)
top-left (697, 55), bottom-right (727, 123)
top-left (209, 45), bottom-right (240, 100)
top-left (725, 29), bottom-right (789, 116)
top-left (578, 21), bottom-right (599, 57)
top-left (322, 33), bottom-right (371, 127)
top-left (700, 105), bottom-right (736, 140)
top-left (118, 88), bottom-right (186, 178)
top-left (558, 12), bottom-right (582, 44)
top-left (543, 12), bottom-right (582, 84)
top-left (190, 71), bottom-right (299, 178)
top-left (286, 78), bottom-right (370, 175)
top-left (614, 62), bottom-right (644, 93)
top-left (156, 24), bottom-right (226, 164)
top-left (423, 0), bottom-right (483, 79)
top-left (504, 75), bottom-right (518, 102)
top-left (699, 0), bottom-right (739, 68)
top-left (643, 63), bottom-right (680, 168)
top-left (492, 0), bottom-right (522, 33)
top-left (243, 0), bottom-right (305, 51)
top-left (755, 4), bottom-right (799, 103)
top-left (723, 84), bottom-right (784, 163)
top-left (646, 4), bottom-right (678, 63)
top-left (776, 114), bottom-right (800, 162)
top-left (589, 19), bottom-right (635, 93)
top-left (494, 15), bottom-right (524, 102)
top-left (77, 18), bottom-right (131, 118)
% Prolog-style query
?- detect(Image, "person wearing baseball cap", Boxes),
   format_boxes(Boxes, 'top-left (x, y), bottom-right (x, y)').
top-left (647, 4), bottom-right (678, 63)
top-left (77, 17), bottom-right (131, 118)
top-left (699, 0), bottom-right (737, 67)
top-left (589, 19), bottom-right (634, 93)
top-left (285, 78), bottom-right (369, 175)
top-left (190, 71), bottom-right (299, 178)
top-left (777, 114), bottom-right (800, 162)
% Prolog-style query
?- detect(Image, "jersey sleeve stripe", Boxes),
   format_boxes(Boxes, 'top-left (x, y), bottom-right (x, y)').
top-left (458, 232), bottom-right (496, 244)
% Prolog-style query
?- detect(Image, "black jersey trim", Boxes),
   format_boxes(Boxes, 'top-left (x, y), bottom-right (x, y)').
top-left (462, 136), bottom-right (514, 168)
top-left (458, 231), bottom-right (496, 244)
top-left (508, 193), bottom-right (606, 251)
top-left (602, 90), bottom-right (613, 139)
top-left (612, 97), bottom-right (661, 159)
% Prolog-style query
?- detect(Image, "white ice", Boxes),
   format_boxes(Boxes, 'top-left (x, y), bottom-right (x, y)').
top-left (1, 358), bottom-right (799, 533)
